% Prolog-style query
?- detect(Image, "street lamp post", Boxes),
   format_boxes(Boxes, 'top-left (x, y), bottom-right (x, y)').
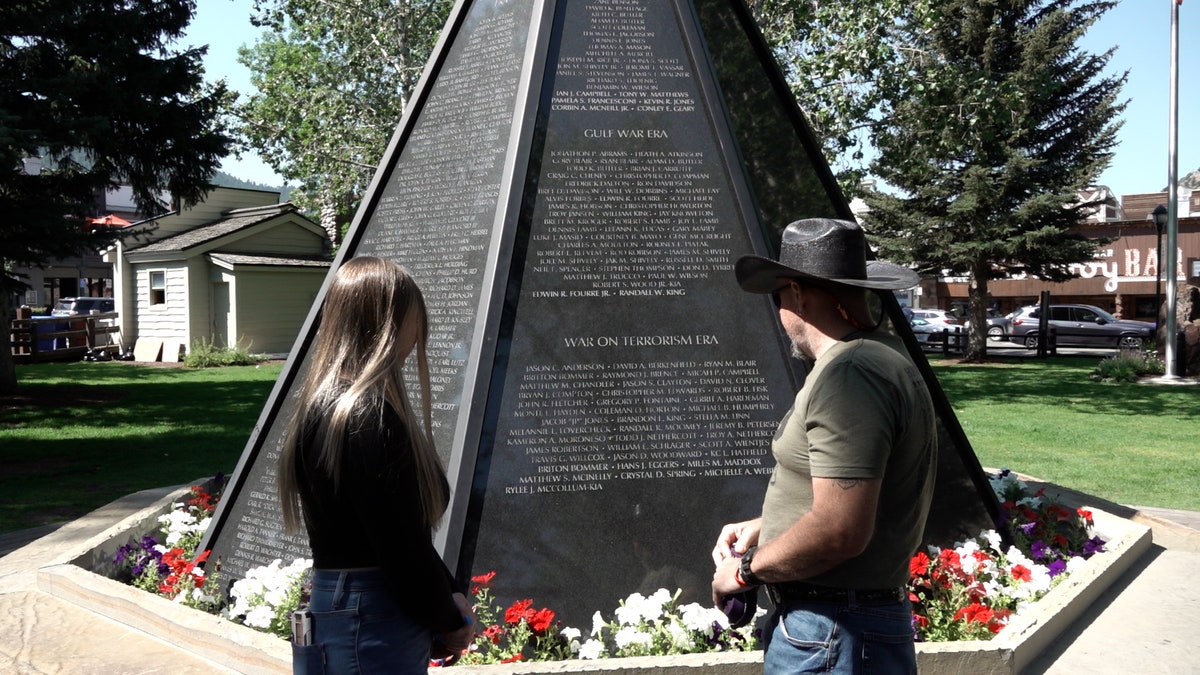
top-left (1163, 0), bottom-right (1182, 378)
top-left (1151, 204), bottom-right (1167, 336)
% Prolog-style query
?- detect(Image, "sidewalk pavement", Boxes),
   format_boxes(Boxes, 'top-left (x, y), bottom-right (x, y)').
top-left (1, 491), bottom-right (1198, 674)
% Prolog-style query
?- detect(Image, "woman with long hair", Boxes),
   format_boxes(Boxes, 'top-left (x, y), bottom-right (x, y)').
top-left (278, 256), bottom-right (473, 673)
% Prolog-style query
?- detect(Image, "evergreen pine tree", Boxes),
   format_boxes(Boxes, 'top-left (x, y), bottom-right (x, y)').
top-left (863, 0), bottom-right (1125, 361)
top-left (0, 0), bottom-right (233, 392)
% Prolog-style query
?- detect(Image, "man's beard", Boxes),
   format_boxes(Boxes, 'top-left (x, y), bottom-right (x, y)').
top-left (790, 339), bottom-right (814, 368)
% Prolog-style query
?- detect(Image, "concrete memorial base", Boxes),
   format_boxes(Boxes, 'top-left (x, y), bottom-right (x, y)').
top-left (26, 482), bottom-right (1150, 675)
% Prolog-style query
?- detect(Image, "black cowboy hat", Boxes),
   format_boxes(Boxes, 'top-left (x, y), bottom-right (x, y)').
top-left (736, 218), bottom-right (919, 293)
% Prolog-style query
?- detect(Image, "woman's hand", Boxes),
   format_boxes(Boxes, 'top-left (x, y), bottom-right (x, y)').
top-left (438, 592), bottom-right (476, 656)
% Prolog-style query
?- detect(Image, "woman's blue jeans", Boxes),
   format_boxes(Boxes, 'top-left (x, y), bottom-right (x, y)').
top-left (763, 595), bottom-right (917, 674)
top-left (292, 568), bottom-right (431, 674)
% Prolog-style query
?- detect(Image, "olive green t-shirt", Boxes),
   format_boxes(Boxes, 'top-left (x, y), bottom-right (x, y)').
top-left (759, 335), bottom-right (937, 589)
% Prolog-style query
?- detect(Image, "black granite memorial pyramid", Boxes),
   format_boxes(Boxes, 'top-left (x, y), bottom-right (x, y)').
top-left (200, 0), bottom-right (1000, 628)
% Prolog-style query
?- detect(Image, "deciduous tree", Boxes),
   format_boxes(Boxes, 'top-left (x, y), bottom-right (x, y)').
top-left (235, 0), bottom-right (453, 244)
top-left (748, 0), bottom-right (928, 194)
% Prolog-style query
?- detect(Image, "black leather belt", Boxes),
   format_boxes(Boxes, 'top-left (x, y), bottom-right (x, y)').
top-left (767, 581), bottom-right (905, 606)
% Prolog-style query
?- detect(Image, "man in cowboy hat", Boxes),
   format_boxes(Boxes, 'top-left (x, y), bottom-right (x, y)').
top-left (711, 218), bottom-right (936, 674)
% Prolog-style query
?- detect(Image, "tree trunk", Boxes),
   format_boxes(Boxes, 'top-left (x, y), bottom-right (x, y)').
top-left (0, 299), bottom-right (17, 395)
top-left (963, 263), bottom-right (990, 362)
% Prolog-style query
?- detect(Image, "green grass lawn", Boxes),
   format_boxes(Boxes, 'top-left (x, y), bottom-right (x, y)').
top-left (1, 361), bottom-right (283, 534)
top-left (2, 354), bottom-right (1197, 536)
top-left (928, 355), bottom-right (1200, 511)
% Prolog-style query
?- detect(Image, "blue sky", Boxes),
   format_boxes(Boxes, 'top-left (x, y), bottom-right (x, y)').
top-left (184, 0), bottom-right (1197, 198)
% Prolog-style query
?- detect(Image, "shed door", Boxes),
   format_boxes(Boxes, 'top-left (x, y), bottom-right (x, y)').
top-left (212, 282), bottom-right (231, 348)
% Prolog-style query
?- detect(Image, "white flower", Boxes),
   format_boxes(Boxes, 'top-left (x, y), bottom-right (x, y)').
top-left (1005, 546), bottom-right (1033, 568)
top-left (227, 557), bottom-right (311, 631)
top-left (614, 593), bottom-right (646, 626)
top-left (157, 509), bottom-right (202, 546)
top-left (591, 610), bottom-right (607, 637)
top-left (641, 588), bottom-right (672, 621)
top-left (244, 605), bottom-right (275, 629)
top-left (1017, 494), bottom-right (1044, 509)
top-left (679, 602), bottom-right (726, 636)
top-left (665, 619), bottom-right (692, 651)
top-left (1064, 555), bottom-right (1089, 575)
top-left (981, 529), bottom-right (1003, 553)
top-left (561, 625), bottom-right (582, 654)
top-left (578, 639), bottom-right (606, 660)
top-left (614, 626), bottom-right (652, 650)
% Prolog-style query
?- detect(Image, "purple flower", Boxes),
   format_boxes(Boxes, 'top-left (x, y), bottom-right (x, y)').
top-left (1029, 540), bottom-right (1048, 560)
top-left (1083, 537), bottom-right (1106, 557)
top-left (1047, 559), bottom-right (1067, 577)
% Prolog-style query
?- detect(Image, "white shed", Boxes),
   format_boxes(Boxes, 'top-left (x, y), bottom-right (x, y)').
top-left (105, 187), bottom-right (332, 360)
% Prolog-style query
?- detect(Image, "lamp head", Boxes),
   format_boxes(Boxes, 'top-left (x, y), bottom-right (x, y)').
top-left (1151, 204), bottom-right (1168, 230)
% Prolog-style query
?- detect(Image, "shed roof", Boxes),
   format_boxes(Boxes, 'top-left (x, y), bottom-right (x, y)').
top-left (208, 252), bottom-right (332, 269)
top-left (127, 203), bottom-right (311, 254)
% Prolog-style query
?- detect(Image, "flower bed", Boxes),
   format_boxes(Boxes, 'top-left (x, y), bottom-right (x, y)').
top-left (907, 470), bottom-right (1110, 642)
top-left (36, 470), bottom-right (1153, 674)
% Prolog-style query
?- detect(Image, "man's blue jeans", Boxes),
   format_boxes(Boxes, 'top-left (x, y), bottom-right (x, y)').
top-left (763, 595), bottom-right (917, 674)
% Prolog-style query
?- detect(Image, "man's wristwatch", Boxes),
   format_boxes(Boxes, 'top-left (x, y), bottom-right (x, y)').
top-left (738, 546), bottom-right (766, 587)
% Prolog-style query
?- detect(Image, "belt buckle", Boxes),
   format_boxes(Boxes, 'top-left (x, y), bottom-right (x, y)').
top-left (765, 584), bottom-right (783, 606)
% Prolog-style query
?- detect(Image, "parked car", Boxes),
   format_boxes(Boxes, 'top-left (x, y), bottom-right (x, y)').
top-left (964, 310), bottom-right (1012, 340)
top-left (1008, 304), bottom-right (1153, 349)
top-left (51, 297), bottom-right (115, 316)
top-left (910, 309), bottom-right (960, 327)
top-left (910, 317), bottom-right (963, 348)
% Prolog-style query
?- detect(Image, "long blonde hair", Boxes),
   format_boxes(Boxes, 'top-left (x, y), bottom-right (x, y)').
top-left (278, 256), bottom-right (447, 533)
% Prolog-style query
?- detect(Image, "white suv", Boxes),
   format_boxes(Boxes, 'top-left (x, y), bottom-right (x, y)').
top-left (51, 297), bottom-right (115, 316)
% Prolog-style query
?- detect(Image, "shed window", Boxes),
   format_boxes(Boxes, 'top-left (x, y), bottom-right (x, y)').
top-left (149, 271), bottom-right (166, 305)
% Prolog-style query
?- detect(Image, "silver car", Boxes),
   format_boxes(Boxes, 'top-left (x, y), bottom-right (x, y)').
top-left (51, 297), bottom-right (115, 316)
top-left (910, 317), bottom-right (963, 348)
top-left (1008, 304), bottom-right (1153, 349)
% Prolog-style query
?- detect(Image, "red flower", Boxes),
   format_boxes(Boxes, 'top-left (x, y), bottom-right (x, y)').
top-left (954, 602), bottom-right (995, 626)
top-left (1009, 564), bottom-right (1032, 582)
top-left (185, 486), bottom-right (218, 514)
top-left (909, 551), bottom-right (930, 577)
top-left (1076, 507), bottom-right (1094, 524)
top-left (505, 599), bottom-right (534, 624)
top-left (156, 548), bottom-right (210, 595)
top-left (471, 570), bottom-right (497, 594)
top-left (989, 608), bottom-right (1013, 633)
top-left (936, 548), bottom-right (961, 567)
top-left (501, 653), bottom-right (524, 664)
top-left (529, 607), bottom-right (555, 634)
top-left (482, 624), bottom-right (504, 645)
top-left (912, 613), bottom-right (929, 628)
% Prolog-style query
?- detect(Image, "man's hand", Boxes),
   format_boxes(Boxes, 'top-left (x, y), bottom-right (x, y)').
top-left (711, 517), bottom-right (761, 566)
top-left (711, 554), bottom-right (745, 608)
